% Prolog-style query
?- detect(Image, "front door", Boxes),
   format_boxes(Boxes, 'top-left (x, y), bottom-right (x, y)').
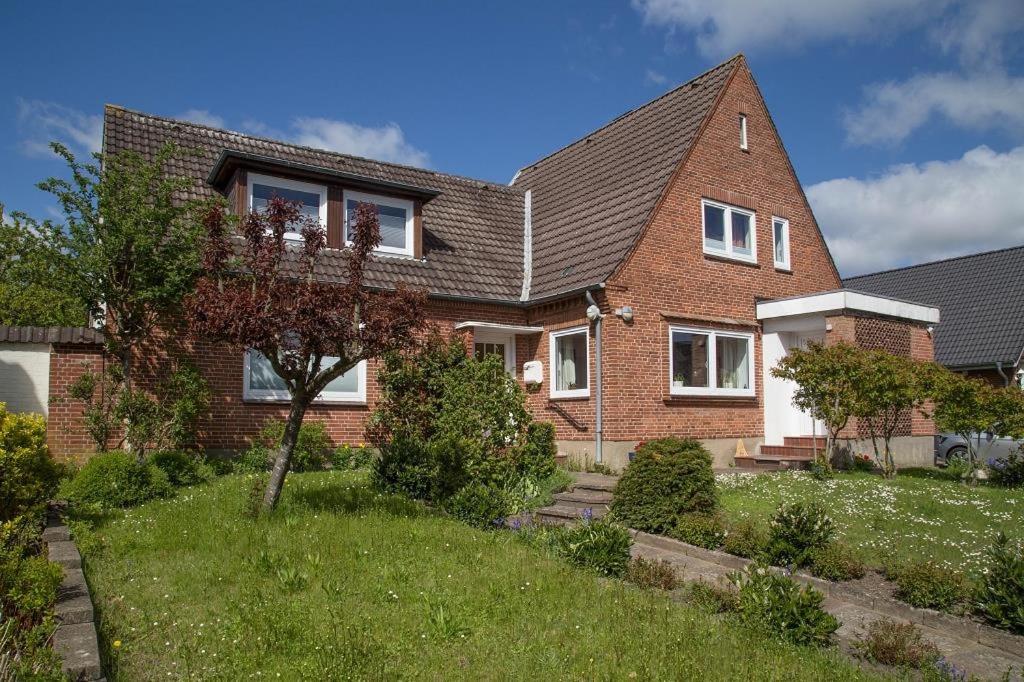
top-left (793, 333), bottom-right (826, 437)
top-left (473, 331), bottom-right (516, 377)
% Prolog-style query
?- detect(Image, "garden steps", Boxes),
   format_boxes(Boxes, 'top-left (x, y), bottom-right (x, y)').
top-left (535, 503), bottom-right (608, 525)
top-left (534, 472), bottom-right (618, 526)
top-left (733, 453), bottom-right (813, 471)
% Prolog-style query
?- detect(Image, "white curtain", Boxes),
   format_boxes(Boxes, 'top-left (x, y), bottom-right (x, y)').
top-left (718, 338), bottom-right (749, 389)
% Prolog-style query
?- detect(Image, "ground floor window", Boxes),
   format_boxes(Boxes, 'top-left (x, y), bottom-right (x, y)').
top-left (550, 326), bottom-right (589, 398)
top-left (669, 326), bottom-right (754, 397)
top-left (243, 350), bottom-right (366, 403)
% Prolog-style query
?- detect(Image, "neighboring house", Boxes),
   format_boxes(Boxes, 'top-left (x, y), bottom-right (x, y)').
top-left (31, 55), bottom-right (938, 469)
top-left (846, 246), bottom-right (1024, 388)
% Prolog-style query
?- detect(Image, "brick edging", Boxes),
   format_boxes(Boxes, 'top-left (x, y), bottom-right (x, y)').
top-left (630, 530), bottom-right (1024, 659)
top-left (44, 505), bottom-right (104, 682)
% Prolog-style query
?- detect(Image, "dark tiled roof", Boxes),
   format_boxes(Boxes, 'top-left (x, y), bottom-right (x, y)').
top-left (0, 326), bottom-right (103, 344)
top-left (511, 56), bottom-right (740, 298)
top-left (103, 106), bottom-right (526, 302)
top-left (844, 246), bottom-right (1024, 368)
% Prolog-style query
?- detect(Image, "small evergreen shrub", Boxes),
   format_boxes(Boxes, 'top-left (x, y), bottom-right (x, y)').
top-left (514, 421), bottom-right (558, 480)
top-left (975, 533), bottom-right (1024, 634)
top-left (235, 445), bottom-right (272, 473)
top-left (611, 437), bottom-right (717, 534)
top-left (765, 501), bottom-right (834, 567)
top-left (60, 451), bottom-right (172, 509)
top-left (371, 436), bottom-right (437, 500)
top-left (555, 519), bottom-right (632, 577)
top-left (723, 519), bottom-right (768, 559)
top-left (987, 450), bottom-right (1024, 488)
top-left (669, 513), bottom-right (726, 549)
top-left (732, 565), bottom-right (839, 647)
top-left (148, 450), bottom-right (215, 487)
top-left (254, 419), bottom-right (334, 472)
top-left (0, 405), bottom-right (61, 521)
top-left (687, 581), bottom-right (739, 613)
top-left (444, 482), bottom-right (510, 529)
top-left (331, 443), bottom-right (375, 470)
top-left (893, 560), bottom-right (970, 611)
top-left (625, 556), bottom-right (677, 590)
top-left (808, 541), bottom-right (866, 582)
top-left (853, 618), bottom-right (940, 668)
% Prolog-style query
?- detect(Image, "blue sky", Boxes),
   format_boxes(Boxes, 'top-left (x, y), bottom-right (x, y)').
top-left (2, 0), bottom-right (1022, 276)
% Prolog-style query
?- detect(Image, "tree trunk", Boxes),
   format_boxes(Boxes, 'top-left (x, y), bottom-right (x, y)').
top-left (120, 346), bottom-right (143, 461)
top-left (262, 397), bottom-right (308, 511)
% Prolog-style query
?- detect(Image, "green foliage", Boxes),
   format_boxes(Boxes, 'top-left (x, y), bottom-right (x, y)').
top-left (732, 565), bottom-right (839, 647)
top-left (625, 556), bottom-right (677, 590)
top-left (554, 519), bottom-right (632, 577)
top-left (765, 501), bottom-right (834, 568)
top-left (443, 482), bottom-right (510, 529)
top-left (850, 453), bottom-right (875, 473)
top-left (610, 437), bottom-right (717, 533)
top-left (975, 533), bottom-right (1024, 634)
top-left (331, 443), bottom-right (375, 470)
top-left (254, 419), bottom-right (333, 473)
top-left (0, 404), bottom-right (60, 521)
top-left (669, 513), bottom-right (726, 549)
top-left (371, 436), bottom-right (438, 500)
top-left (514, 421), bottom-right (558, 480)
top-left (686, 581), bottom-right (739, 613)
top-left (148, 450), bottom-right (215, 487)
top-left (892, 560), bottom-right (970, 611)
top-left (855, 350), bottom-right (928, 478)
top-left (723, 519), bottom-right (768, 559)
top-left (61, 451), bottom-right (173, 509)
top-left (853, 618), bottom-right (940, 668)
top-left (987, 449), bottom-right (1024, 488)
top-left (808, 541), bottom-right (866, 582)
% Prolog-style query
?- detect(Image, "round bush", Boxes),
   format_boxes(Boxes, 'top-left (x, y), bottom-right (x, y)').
top-left (555, 519), bottom-right (632, 577)
top-left (0, 405), bottom-right (61, 521)
top-left (765, 501), bottom-right (834, 568)
top-left (893, 560), bottom-right (970, 611)
top-left (61, 451), bottom-right (173, 509)
top-left (808, 541), bottom-right (866, 582)
top-left (733, 565), bottom-right (839, 647)
top-left (444, 482), bottom-right (510, 529)
top-left (148, 450), bottom-right (215, 487)
top-left (610, 437), bottom-right (717, 533)
top-left (255, 419), bottom-right (333, 472)
top-left (371, 436), bottom-right (437, 500)
top-left (670, 513), bottom-right (726, 549)
top-left (723, 519), bottom-right (768, 559)
top-left (976, 533), bottom-right (1024, 634)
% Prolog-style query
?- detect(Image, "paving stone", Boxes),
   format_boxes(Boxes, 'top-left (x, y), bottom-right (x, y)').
top-left (56, 568), bottom-right (94, 625)
top-left (53, 622), bottom-right (102, 681)
top-left (42, 523), bottom-right (71, 543)
top-left (48, 540), bottom-right (81, 569)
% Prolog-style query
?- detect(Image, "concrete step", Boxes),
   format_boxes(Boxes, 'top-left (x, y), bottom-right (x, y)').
top-left (734, 455), bottom-right (812, 471)
top-left (783, 436), bottom-right (827, 448)
top-left (535, 504), bottom-right (608, 526)
top-left (569, 472), bottom-right (619, 492)
top-left (758, 445), bottom-right (817, 458)
top-left (553, 489), bottom-right (613, 510)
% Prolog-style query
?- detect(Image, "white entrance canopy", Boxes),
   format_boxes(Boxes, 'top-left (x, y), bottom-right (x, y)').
top-left (453, 321), bottom-right (545, 334)
top-left (756, 289), bottom-right (939, 325)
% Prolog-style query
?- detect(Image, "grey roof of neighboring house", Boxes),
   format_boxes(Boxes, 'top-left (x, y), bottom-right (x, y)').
top-left (0, 326), bottom-right (103, 345)
top-left (844, 245), bottom-right (1024, 369)
top-left (512, 56), bottom-right (739, 298)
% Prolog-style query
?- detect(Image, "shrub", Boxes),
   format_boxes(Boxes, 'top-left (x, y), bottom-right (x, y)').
top-left (732, 565), bottom-right (839, 647)
top-left (254, 419), bottom-right (333, 472)
top-left (987, 450), bottom-right (1024, 488)
top-left (853, 618), bottom-right (940, 668)
top-left (332, 443), bottom-right (375, 470)
top-left (514, 422), bottom-right (558, 480)
top-left (444, 482), bottom-right (510, 529)
top-left (148, 450), bottom-right (215, 487)
top-left (625, 556), bottom-right (677, 590)
top-left (610, 437), bottom-right (717, 533)
top-left (723, 519), bottom-right (768, 559)
top-left (235, 445), bottom-right (272, 473)
top-left (555, 519), bottom-right (632, 577)
top-left (975, 533), bottom-right (1024, 634)
top-left (765, 501), bottom-right (834, 568)
top-left (371, 436), bottom-right (437, 501)
top-left (808, 541), bottom-right (866, 582)
top-left (669, 513), bottom-right (726, 550)
top-left (893, 560), bottom-right (970, 611)
top-left (850, 453), bottom-right (875, 473)
top-left (687, 581), bottom-right (739, 613)
top-left (0, 405), bottom-right (60, 522)
top-left (60, 451), bottom-right (172, 509)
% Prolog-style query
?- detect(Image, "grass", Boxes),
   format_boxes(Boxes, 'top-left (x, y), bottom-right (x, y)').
top-left (72, 471), bottom-right (886, 681)
top-left (717, 469), bottom-right (1024, 576)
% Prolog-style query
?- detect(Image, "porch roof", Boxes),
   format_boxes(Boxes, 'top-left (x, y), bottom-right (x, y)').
top-left (755, 289), bottom-right (940, 325)
top-left (453, 321), bottom-right (545, 334)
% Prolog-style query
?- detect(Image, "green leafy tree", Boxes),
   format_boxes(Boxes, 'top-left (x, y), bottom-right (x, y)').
top-left (854, 351), bottom-right (927, 478)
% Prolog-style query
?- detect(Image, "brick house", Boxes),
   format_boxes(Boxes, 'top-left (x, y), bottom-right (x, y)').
top-left (37, 55), bottom-right (939, 469)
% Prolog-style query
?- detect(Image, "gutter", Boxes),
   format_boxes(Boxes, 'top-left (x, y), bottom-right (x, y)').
top-left (996, 361), bottom-right (1009, 387)
top-left (585, 289), bottom-right (604, 464)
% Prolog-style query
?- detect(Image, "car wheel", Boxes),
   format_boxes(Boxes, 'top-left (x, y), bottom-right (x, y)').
top-left (943, 445), bottom-right (968, 466)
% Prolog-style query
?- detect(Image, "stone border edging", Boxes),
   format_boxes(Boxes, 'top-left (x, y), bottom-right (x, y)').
top-left (44, 506), bottom-right (104, 682)
top-left (630, 530), bottom-right (1024, 659)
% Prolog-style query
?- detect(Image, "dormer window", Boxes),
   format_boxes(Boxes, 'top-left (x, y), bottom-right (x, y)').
top-left (344, 189), bottom-right (415, 257)
top-left (247, 173), bottom-right (327, 242)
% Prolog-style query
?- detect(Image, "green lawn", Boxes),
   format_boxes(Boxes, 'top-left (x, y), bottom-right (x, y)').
top-left (73, 471), bottom-right (884, 681)
top-left (718, 469), bottom-right (1024, 576)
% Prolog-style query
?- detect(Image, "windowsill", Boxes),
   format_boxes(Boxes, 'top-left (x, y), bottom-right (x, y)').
top-left (548, 393), bottom-right (590, 401)
top-left (774, 265), bottom-right (792, 273)
top-left (663, 392), bottom-right (756, 403)
top-left (243, 397), bottom-right (367, 406)
top-left (703, 251), bottom-right (760, 268)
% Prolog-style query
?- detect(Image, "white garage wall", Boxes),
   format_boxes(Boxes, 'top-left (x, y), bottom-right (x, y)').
top-left (0, 343), bottom-right (50, 415)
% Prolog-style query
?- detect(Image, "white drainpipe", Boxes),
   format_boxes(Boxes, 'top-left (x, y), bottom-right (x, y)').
top-left (585, 289), bottom-right (604, 464)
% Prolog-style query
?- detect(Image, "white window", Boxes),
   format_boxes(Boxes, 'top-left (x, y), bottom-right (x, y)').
top-left (550, 326), bottom-right (589, 399)
top-left (739, 114), bottom-right (748, 150)
top-left (343, 189), bottom-right (415, 257)
top-left (474, 330), bottom-right (516, 377)
top-left (669, 326), bottom-right (754, 397)
top-left (248, 173), bottom-right (327, 242)
top-left (243, 350), bottom-right (366, 403)
top-left (772, 217), bottom-right (790, 270)
top-left (702, 199), bottom-right (757, 263)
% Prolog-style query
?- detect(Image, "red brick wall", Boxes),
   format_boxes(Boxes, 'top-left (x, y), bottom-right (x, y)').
top-left (47, 344), bottom-right (106, 460)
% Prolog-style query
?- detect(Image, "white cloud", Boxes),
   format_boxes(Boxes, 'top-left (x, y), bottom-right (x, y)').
top-left (241, 117), bottom-right (428, 167)
top-left (15, 99), bottom-right (102, 158)
top-left (844, 72), bottom-right (1024, 146)
top-left (645, 69), bottom-right (668, 86)
top-left (929, 0), bottom-right (1024, 69)
top-left (632, 0), bottom-right (940, 58)
top-left (808, 145), bottom-right (1024, 276)
top-left (176, 109), bottom-right (225, 128)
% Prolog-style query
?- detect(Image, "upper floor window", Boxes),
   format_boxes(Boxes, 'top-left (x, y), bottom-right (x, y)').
top-left (772, 217), bottom-right (790, 270)
top-left (550, 326), bottom-right (589, 399)
top-left (248, 173), bottom-right (327, 242)
top-left (739, 114), bottom-right (748, 150)
top-left (344, 189), bottom-right (415, 257)
top-left (669, 326), bottom-right (754, 397)
top-left (702, 199), bottom-right (756, 263)
top-left (243, 350), bottom-right (366, 403)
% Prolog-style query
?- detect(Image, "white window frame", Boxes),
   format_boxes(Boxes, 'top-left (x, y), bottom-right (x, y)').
top-left (343, 189), bottom-right (415, 257)
top-left (739, 114), bottom-right (748, 150)
top-left (772, 216), bottom-right (791, 271)
top-left (701, 198), bottom-right (757, 264)
top-left (242, 350), bottom-right (367, 404)
top-left (668, 325), bottom-right (755, 398)
top-left (473, 329), bottom-right (516, 377)
top-left (549, 326), bottom-right (590, 399)
top-left (247, 173), bottom-right (327, 242)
